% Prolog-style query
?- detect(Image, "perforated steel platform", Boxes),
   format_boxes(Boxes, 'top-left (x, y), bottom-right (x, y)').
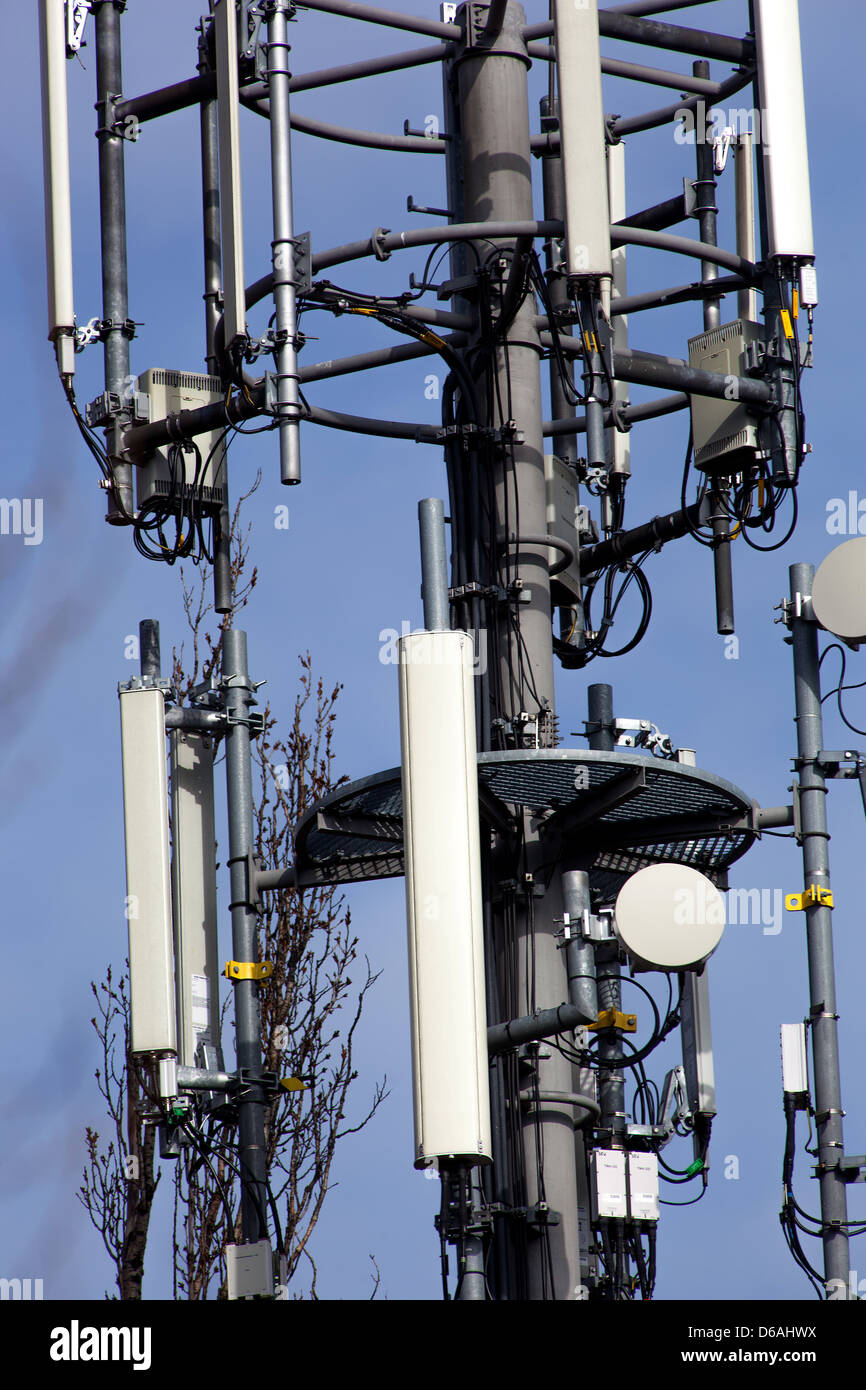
top-left (293, 749), bottom-right (757, 893)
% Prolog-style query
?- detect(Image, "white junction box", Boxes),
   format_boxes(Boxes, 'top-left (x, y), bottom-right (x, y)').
top-left (781, 1022), bottom-right (809, 1102)
top-left (627, 1151), bottom-right (660, 1223)
top-left (134, 369), bottom-right (228, 514)
top-left (590, 1148), bottom-right (627, 1220)
top-left (226, 1241), bottom-right (273, 1300)
top-left (688, 320), bottom-right (763, 475)
top-left (544, 453), bottom-right (581, 604)
top-left (119, 686), bottom-right (176, 1056)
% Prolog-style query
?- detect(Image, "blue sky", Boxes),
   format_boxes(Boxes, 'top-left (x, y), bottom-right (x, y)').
top-left (3, 0), bottom-right (865, 1300)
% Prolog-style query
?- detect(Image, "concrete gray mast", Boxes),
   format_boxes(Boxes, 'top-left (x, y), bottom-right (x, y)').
top-left (451, 0), bottom-right (581, 1300)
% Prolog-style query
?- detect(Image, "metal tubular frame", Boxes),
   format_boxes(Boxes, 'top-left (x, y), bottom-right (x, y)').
top-left (59, 0), bottom-right (837, 1305)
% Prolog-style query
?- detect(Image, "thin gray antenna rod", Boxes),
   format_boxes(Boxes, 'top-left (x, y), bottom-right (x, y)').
top-left (266, 0), bottom-right (302, 485)
top-left (418, 500), bottom-right (450, 632)
top-left (93, 0), bottom-right (134, 523)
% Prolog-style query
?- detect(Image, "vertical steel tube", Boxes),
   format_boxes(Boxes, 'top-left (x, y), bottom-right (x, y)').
top-left (694, 61), bottom-right (734, 636)
top-left (267, 0), bottom-right (302, 485)
top-left (94, 0), bottom-right (134, 522)
top-left (139, 618), bottom-right (161, 682)
top-left (788, 564), bottom-right (851, 1294)
top-left (419, 498), bottom-right (450, 631)
top-left (561, 870), bottom-right (598, 1025)
top-left (454, 0), bottom-right (577, 1301)
top-left (223, 628), bottom-right (268, 1242)
top-left (456, 1168), bottom-right (487, 1300)
top-left (586, 685), bottom-right (624, 1136)
top-left (199, 24), bottom-right (233, 615)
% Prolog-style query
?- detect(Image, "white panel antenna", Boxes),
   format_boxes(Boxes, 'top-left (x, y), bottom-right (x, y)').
top-left (553, 0), bottom-right (612, 284)
top-left (38, 0), bottom-right (76, 377)
top-left (606, 139), bottom-right (630, 476)
top-left (119, 687), bottom-right (177, 1055)
top-left (215, 0), bottom-right (248, 347)
top-left (754, 0), bottom-right (814, 260)
top-left (170, 730), bottom-right (220, 1068)
top-left (399, 629), bottom-right (492, 1167)
top-left (680, 968), bottom-right (716, 1123)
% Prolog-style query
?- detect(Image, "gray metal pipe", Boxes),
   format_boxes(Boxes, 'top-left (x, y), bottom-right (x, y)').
top-left (243, 219), bottom-right (754, 318)
top-left (693, 61), bottom-right (734, 638)
top-left (788, 564), bottom-right (851, 1294)
top-left (545, 391), bottom-right (690, 439)
top-left (418, 499), bottom-right (450, 631)
top-left (290, 43), bottom-right (452, 93)
top-left (526, 12), bottom-right (752, 63)
top-left (223, 629), bottom-right (269, 1242)
top-left (580, 499), bottom-right (703, 575)
top-left (177, 1066), bottom-right (235, 1092)
top-left (528, 45), bottom-right (724, 96)
top-left (611, 66), bottom-right (754, 139)
top-left (138, 619), bottom-right (161, 682)
top-left (607, 0), bottom-right (718, 14)
top-left (94, 0), bottom-right (133, 523)
top-left (267, 3), bottom-right (302, 485)
top-left (487, 1000), bottom-right (596, 1054)
top-left (561, 871), bottom-right (598, 1025)
top-left (198, 31), bottom-right (233, 616)
top-left (585, 688), bottom-right (625, 1140)
top-left (164, 707), bottom-right (224, 732)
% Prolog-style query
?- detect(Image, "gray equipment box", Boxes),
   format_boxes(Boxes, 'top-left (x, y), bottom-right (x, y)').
top-left (134, 369), bottom-right (228, 514)
top-left (687, 320), bottom-right (762, 475)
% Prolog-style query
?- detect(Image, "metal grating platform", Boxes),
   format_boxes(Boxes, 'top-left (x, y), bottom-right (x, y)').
top-left (293, 749), bottom-right (757, 893)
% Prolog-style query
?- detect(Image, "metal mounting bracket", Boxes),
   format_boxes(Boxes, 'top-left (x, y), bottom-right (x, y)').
top-left (785, 884), bottom-right (834, 911)
top-left (224, 959), bottom-right (274, 983)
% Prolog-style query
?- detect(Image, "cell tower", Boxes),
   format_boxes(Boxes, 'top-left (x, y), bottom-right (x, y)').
top-left (39, 0), bottom-right (864, 1299)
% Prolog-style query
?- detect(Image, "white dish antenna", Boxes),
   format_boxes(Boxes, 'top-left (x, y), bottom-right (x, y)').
top-left (614, 863), bottom-right (725, 973)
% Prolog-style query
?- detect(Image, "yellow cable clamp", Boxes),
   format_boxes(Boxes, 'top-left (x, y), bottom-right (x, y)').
top-left (586, 1009), bottom-right (637, 1033)
top-left (785, 885), bottom-right (834, 911)
top-left (224, 959), bottom-right (274, 981)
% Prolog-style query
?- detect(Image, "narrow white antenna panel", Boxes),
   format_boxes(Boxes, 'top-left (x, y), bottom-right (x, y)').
top-left (214, 0), bottom-right (248, 346)
top-left (606, 140), bottom-right (630, 476)
top-left (680, 968), bottom-right (716, 1121)
top-left (553, 0), bottom-right (612, 283)
top-left (38, 0), bottom-right (76, 376)
top-left (399, 630), bottom-right (492, 1167)
top-left (170, 730), bottom-right (220, 1068)
top-left (754, 0), bottom-right (814, 260)
top-left (119, 687), bottom-right (177, 1055)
